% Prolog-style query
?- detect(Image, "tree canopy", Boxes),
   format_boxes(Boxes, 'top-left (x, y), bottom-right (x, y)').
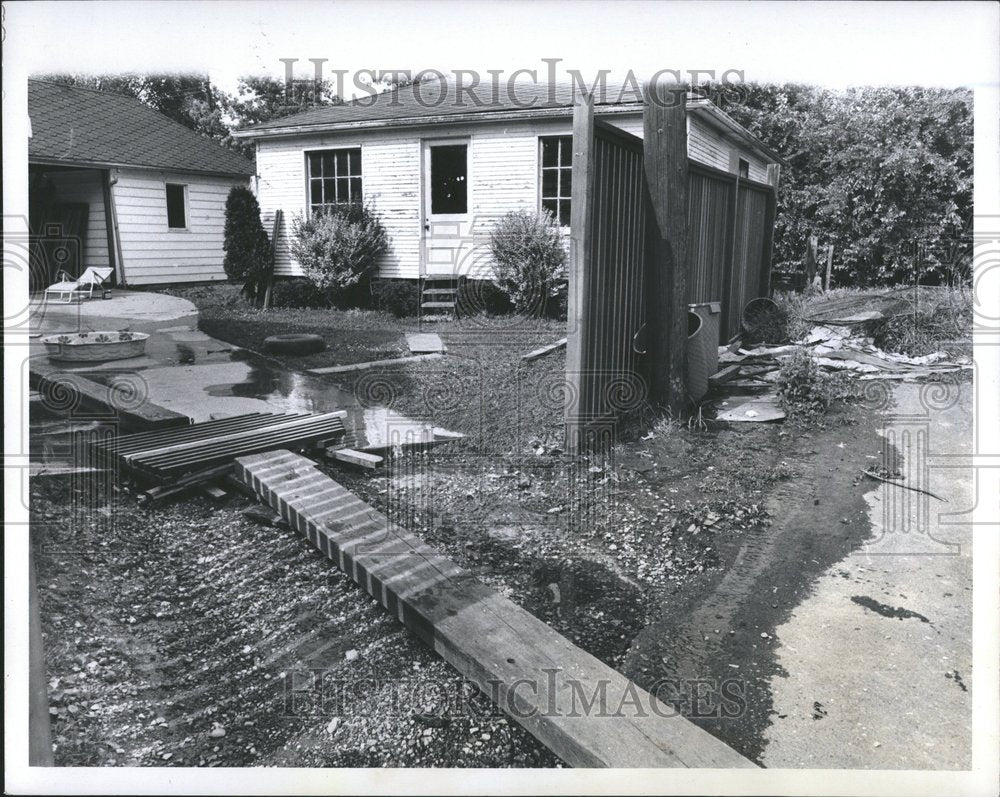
top-left (711, 83), bottom-right (973, 286)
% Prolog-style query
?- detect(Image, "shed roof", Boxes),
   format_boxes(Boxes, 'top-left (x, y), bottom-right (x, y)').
top-left (28, 79), bottom-right (254, 176)
top-left (235, 77), bottom-right (784, 166)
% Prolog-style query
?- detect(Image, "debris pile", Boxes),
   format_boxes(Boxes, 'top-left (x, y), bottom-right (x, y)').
top-left (728, 324), bottom-right (971, 381)
top-left (707, 320), bottom-right (971, 423)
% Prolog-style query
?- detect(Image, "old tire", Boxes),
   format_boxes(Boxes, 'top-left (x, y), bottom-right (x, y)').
top-left (262, 333), bottom-right (327, 355)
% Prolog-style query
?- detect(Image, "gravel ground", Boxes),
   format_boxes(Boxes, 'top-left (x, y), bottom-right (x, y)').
top-left (31, 479), bottom-right (559, 768)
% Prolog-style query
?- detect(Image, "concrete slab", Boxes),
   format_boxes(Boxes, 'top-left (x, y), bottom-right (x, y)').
top-left (30, 288), bottom-right (464, 456)
top-left (32, 291), bottom-right (198, 333)
top-left (406, 332), bottom-right (446, 354)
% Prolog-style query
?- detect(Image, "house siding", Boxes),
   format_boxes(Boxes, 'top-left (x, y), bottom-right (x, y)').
top-left (254, 110), bottom-right (772, 281)
top-left (113, 168), bottom-right (248, 285)
top-left (609, 115), bottom-right (770, 182)
top-left (44, 169), bottom-right (111, 272)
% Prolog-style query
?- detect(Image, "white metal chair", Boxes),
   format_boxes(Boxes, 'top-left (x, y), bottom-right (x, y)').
top-left (44, 266), bottom-right (114, 303)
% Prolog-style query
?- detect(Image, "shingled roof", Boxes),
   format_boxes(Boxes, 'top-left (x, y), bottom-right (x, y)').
top-left (239, 78), bottom-right (641, 133)
top-left (28, 79), bottom-right (254, 176)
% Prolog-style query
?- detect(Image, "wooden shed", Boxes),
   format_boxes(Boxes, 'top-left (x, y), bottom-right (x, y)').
top-left (27, 79), bottom-right (254, 289)
top-left (237, 78), bottom-right (784, 340)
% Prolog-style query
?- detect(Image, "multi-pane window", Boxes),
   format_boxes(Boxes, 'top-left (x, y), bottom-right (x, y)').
top-left (308, 148), bottom-right (362, 213)
top-left (540, 136), bottom-right (572, 227)
top-left (165, 183), bottom-right (187, 229)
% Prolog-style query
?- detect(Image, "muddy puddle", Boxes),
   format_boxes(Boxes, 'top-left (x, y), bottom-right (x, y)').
top-left (623, 409), bottom-right (886, 763)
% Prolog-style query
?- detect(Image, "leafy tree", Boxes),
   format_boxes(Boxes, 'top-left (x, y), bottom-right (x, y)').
top-left (706, 83), bottom-right (972, 286)
top-left (223, 186), bottom-right (272, 301)
top-left (221, 76), bottom-right (343, 156)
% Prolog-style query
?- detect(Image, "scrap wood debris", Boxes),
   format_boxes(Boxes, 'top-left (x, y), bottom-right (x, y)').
top-left (717, 324), bottom-right (971, 381)
top-left (802, 286), bottom-right (961, 325)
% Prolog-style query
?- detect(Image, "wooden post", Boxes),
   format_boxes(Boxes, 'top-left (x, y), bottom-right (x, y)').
top-left (643, 81), bottom-right (689, 414)
top-left (564, 93), bottom-right (596, 453)
top-left (101, 170), bottom-right (118, 286)
top-left (804, 235), bottom-right (818, 284)
top-left (824, 244), bottom-right (834, 291)
top-left (760, 166), bottom-right (782, 298)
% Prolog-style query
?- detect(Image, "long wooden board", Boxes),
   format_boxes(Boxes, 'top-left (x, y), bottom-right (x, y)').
top-left (28, 358), bottom-right (189, 430)
top-left (234, 449), bottom-right (756, 769)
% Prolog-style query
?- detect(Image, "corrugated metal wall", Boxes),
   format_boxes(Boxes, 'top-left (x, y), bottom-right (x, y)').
top-left (727, 183), bottom-right (770, 339)
top-left (565, 115), bottom-right (647, 450)
top-left (687, 168), bottom-right (731, 305)
top-left (687, 163), bottom-right (775, 341)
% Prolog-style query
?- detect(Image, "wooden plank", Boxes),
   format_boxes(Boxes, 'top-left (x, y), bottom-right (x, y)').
top-left (28, 359), bottom-right (189, 430)
top-left (234, 450), bottom-right (757, 769)
top-left (521, 337), bottom-right (567, 362)
top-left (140, 462), bottom-right (235, 503)
top-left (565, 93), bottom-right (596, 453)
top-left (308, 353), bottom-right (442, 375)
top-left (644, 82), bottom-right (690, 414)
top-left (328, 448), bottom-right (383, 469)
top-left (708, 364), bottom-right (741, 385)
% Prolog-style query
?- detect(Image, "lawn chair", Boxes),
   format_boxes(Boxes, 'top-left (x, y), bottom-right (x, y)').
top-left (43, 267), bottom-right (114, 303)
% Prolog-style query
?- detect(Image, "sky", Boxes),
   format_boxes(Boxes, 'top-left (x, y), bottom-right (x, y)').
top-left (5, 0), bottom-right (998, 96)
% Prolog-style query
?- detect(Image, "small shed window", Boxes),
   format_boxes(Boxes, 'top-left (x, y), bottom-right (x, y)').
top-left (737, 158), bottom-right (750, 179)
top-left (540, 136), bottom-right (572, 226)
top-left (165, 183), bottom-right (187, 229)
top-left (308, 148), bottom-right (362, 212)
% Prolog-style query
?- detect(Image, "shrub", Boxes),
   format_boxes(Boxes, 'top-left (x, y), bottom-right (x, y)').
top-left (223, 187), bottom-right (272, 284)
top-left (372, 279), bottom-right (419, 317)
top-left (457, 279), bottom-right (514, 316)
top-left (289, 203), bottom-right (388, 303)
top-left (775, 348), bottom-right (858, 420)
top-left (488, 210), bottom-right (566, 314)
top-left (269, 278), bottom-right (329, 309)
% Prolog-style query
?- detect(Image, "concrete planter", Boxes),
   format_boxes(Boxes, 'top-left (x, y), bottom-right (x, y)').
top-left (42, 332), bottom-right (149, 362)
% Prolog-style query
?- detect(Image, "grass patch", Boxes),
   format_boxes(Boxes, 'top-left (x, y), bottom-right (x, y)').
top-left (160, 283), bottom-right (567, 453)
top-left (164, 284), bottom-right (409, 368)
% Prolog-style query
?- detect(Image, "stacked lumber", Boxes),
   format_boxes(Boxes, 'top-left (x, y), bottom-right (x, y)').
top-left (90, 412), bottom-right (347, 487)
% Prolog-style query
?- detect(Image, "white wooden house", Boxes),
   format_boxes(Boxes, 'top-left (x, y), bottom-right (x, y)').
top-left (236, 79), bottom-right (783, 306)
top-left (28, 79), bottom-right (254, 288)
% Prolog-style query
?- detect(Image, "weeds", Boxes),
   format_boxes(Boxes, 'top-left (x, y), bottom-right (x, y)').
top-left (775, 348), bottom-right (860, 422)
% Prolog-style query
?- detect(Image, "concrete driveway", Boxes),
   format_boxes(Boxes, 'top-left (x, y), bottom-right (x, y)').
top-left (762, 380), bottom-right (973, 768)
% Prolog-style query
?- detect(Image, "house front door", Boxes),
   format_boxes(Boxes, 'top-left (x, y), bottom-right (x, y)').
top-left (421, 139), bottom-right (472, 276)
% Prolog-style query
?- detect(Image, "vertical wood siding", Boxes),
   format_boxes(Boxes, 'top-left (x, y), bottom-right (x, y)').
top-left (607, 115), bottom-right (769, 181)
top-left (45, 169), bottom-right (110, 271)
top-left (113, 168), bottom-right (248, 285)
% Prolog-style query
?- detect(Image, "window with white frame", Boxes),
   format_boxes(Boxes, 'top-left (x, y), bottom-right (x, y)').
top-left (307, 148), bottom-right (362, 212)
top-left (540, 136), bottom-right (572, 227)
